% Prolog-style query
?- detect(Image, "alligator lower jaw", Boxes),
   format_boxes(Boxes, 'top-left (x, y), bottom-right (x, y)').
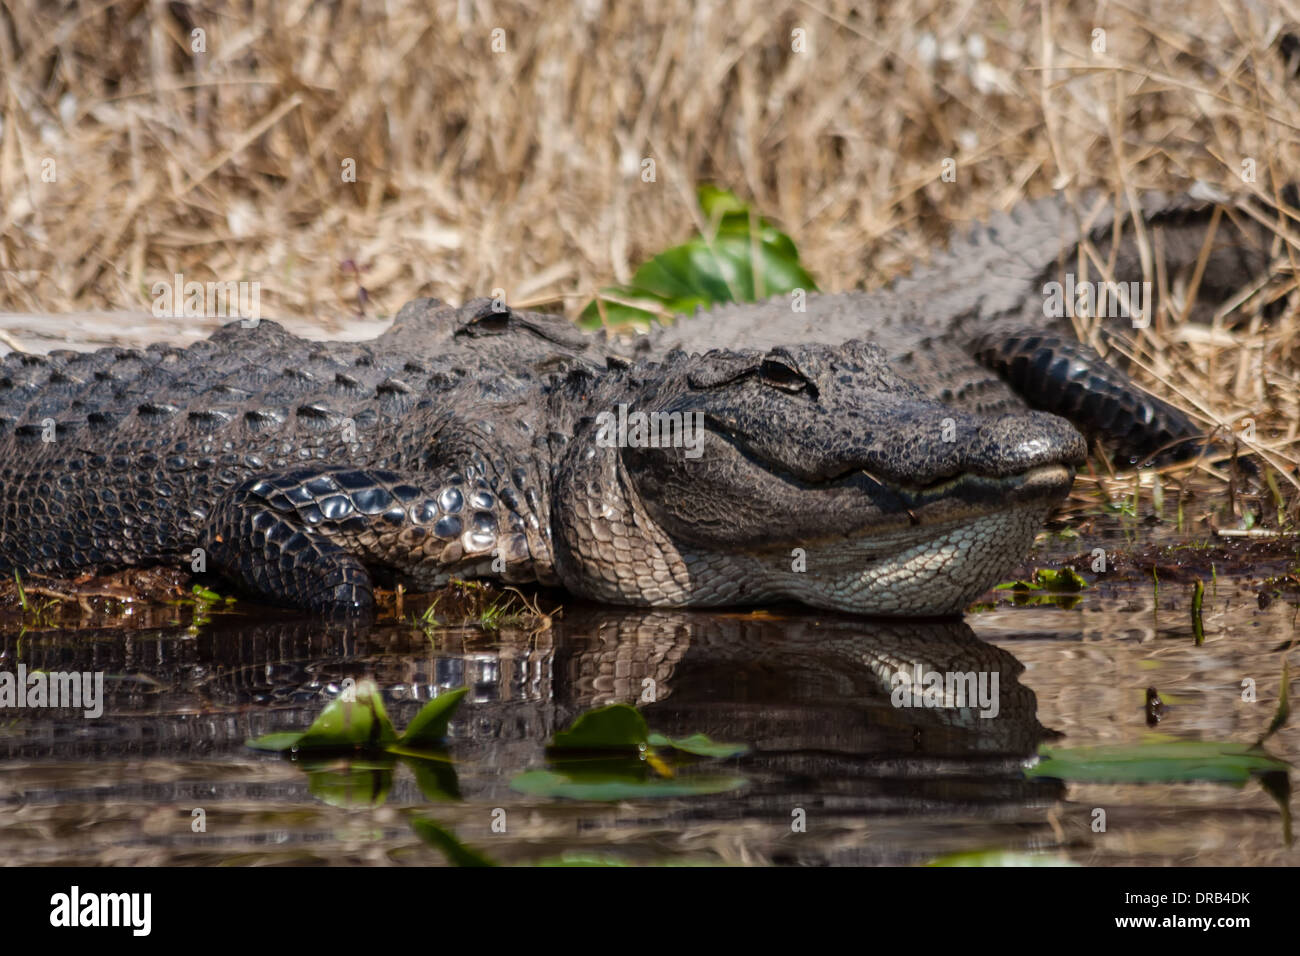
top-left (563, 463), bottom-right (1076, 617)
top-left (759, 464), bottom-right (1077, 616)
top-left (771, 504), bottom-right (1057, 616)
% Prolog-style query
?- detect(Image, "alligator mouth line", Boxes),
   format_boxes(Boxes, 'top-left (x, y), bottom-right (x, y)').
top-left (812, 463), bottom-right (1077, 537)
top-left (727, 467), bottom-right (1073, 562)
top-left (854, 463), bottom-right (1076, 504)
top-left (699, 421), bottom-right (1076, 498)
top-left (702, 425), bottom-right (1076, 514)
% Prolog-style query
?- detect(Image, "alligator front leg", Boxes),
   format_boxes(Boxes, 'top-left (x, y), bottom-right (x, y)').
top-left (202, 466), bottom-right (535, 614)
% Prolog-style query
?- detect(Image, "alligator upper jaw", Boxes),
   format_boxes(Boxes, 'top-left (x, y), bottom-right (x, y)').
top-left (704, 417), bottom-right (1084, 506)
top-left (811, 462), bottom-right (1077, 539)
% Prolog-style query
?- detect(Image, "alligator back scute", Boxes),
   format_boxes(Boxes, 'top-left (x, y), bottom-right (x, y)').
top-left (0, 320), bottom-right (445, 575)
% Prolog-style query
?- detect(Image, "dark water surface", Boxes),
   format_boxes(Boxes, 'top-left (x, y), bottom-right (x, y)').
top-left (1, 536), bottom-right (1296, 866)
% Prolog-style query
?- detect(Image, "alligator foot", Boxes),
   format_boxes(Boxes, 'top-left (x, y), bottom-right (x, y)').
top-left (201, 464), bottom-right (538, 615)
top-left (204, 471), bottom-right (378, 615)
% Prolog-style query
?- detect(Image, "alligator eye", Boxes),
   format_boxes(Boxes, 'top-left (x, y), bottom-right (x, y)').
top-left (759, 359), bottom-right (811, 393)
top-left (464, 308), bottom-right (512, 334)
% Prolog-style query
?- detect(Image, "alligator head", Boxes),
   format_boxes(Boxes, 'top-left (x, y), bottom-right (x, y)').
top-left (551, 342), bottom-right (1087, 616)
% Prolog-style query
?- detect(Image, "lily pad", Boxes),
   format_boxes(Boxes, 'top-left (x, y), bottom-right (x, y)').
top-left (996, 567), bottom-right (1088, 592)
top-left (647, 732), bottom-right (749, 758)
top-left (549, 703), bottom-right (649, 752)
top-left (244, 732), bottom-right (306, 752)
top-left (295, 686), bottom-right (397, 751)
top-left (1032, 567), bottom-right (1088, 591)
top-left (510, 768), bottom-right (747, 801)
top-left (1025, 741), bottom-right (1289, 785)
top-left (244, 680), bottom-right (396, 752)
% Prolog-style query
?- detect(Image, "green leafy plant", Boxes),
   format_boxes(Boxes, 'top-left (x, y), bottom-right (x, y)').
top-left (247, 680), bottom-right (466, 755)
top-left (245, 681), bottom-right (467, 806)
top-left (580, 185), bottom-right (817, 331)
top-left (996, 567), bottom-right (1088, 592)
top-left (413, 704), bottom-right (749, 866)
top-left (993, 567), bottom-right (1088, 607)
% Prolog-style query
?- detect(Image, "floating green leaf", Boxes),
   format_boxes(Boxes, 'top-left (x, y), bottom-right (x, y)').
top-left (1033, 567), bottom-right (1088, 591)
top-left (549, 703), bottom-right (649, 752)
top-left (647, 732), bottom-right (749, 759)
top-left (515, 704), bottom-right (749, 800)
top-left (511, 768), bottom-right (746, 801)
top-left (1025, 740), bottom-right (1289, 785)
top-left (245, 684), bottom-right (392, 752)
top-left (294, 686), bottom-right (397, 752)
top-left (246, 683), bottom-right (468, 808)
top-left (244, 732), bottom-right (305, 752)
top-left (996, 568), bottom-right (1087, 592)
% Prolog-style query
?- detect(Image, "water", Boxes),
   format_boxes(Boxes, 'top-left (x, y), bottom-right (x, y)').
top-left (0, 533), bottom-right (1296, 866)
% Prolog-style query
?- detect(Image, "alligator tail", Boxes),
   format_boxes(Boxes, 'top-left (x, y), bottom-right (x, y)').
top-left (971, 330), bottom-right (1204, 466)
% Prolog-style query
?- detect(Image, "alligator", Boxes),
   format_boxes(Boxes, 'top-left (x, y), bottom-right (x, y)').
top-left (0, 189), bottom-right (1274, 616)
top-left (639, 189), bottom-right (1276, 463)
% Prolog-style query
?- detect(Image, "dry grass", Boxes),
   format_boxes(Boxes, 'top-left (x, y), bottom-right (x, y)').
top-left (1, 0), bottom-right (1299, 513)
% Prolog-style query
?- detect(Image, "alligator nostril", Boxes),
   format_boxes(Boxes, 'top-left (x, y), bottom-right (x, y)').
top-left (1011, 436), bottom-right (1057, 463)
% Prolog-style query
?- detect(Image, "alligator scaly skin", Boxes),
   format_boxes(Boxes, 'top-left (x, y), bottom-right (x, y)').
top-left (0, 301), bottom-right (591, 611)
top-left (0, 190), bottom-right (1271, 613)
top-left (0, 315), bottom-right (1085, 614)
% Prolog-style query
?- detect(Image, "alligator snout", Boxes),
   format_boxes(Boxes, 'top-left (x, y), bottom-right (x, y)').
top-left (958, 410), bottom-right (1088, 480)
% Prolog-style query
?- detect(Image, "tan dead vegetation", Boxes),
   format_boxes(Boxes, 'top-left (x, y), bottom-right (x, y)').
top-left (1, 0), bottom-right (1298, 519)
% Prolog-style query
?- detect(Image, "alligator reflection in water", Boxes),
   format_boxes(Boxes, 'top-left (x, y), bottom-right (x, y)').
top-left (0, 608), bottom-right (1069, 864)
